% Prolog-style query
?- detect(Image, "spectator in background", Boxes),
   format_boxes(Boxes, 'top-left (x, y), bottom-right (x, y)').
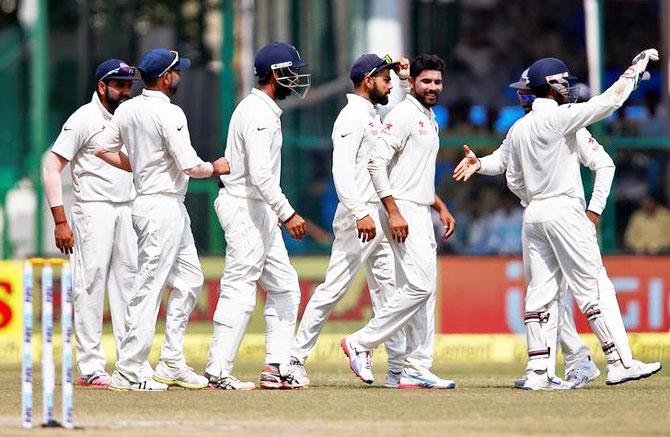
top-left (465, 203), bottom-right (492, 255)
top-left (640, 90), bottom-right (670, 137)
top-left (624, 192), bottom-right (670, 254)
top-left (485, 192), bottom-right (523, 255)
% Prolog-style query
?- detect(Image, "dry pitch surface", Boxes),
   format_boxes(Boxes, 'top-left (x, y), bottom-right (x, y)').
top-left (0, 360), bottom-right (668, 437)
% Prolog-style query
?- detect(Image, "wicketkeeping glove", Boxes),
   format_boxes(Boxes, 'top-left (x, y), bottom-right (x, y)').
top-left (622, 48), bottom-right (660, 89)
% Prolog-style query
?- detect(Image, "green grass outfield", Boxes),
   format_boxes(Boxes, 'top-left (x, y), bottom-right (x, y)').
top-left (1, 361), bottom-right (668, 436)
top-left (2, 325), bottom-right (669, 436)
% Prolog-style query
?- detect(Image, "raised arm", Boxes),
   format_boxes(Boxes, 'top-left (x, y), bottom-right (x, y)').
top-left (554, 48), bottom-right (659, 136)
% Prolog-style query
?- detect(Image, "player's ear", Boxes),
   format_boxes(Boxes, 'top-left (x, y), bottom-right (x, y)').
top-left (97, 81), bottom-right (106, 97)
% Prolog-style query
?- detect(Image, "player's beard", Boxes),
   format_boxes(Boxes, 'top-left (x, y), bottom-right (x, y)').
top-left (370, 83), bottom-right (389, 106)
top-left (415, 89), bottom-right (439, 108)
top-left (105, 88), bottom-right (129, 111)
top-left (275, 83), bottom-right (292, 100)
top-left (169, 79), bottom-right (180, 97)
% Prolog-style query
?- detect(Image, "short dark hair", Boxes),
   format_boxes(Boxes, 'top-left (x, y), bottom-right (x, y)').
top-left (410, 55), bottom-right (445, 78)
top-left (141, 71), bottom-right (159, 87)
top-left (257, 71), bottom-right (273, 85)
top-left (531, 84), bottom-right (552, 98)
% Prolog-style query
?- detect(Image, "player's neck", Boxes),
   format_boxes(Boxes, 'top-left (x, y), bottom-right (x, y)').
top-left (354, 89), bottom-right (373, 104)
top-left (145, 84), bottom-right (172, 99)
top-left (257, 83), bottom-right (277, 100)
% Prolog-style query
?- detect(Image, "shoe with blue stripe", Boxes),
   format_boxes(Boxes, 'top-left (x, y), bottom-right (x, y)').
top-left (517, 370), bottom-right (574, 391)
top-left (398, 369), bottom-right (456, 390)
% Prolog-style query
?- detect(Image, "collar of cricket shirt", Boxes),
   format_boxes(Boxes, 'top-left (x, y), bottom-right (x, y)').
top-left (142, 88), bottom-right (171, 103)
top-left (251, 88), bottom-right (283, 117)
top-left (92, 91), bottom-right (113, 121)
top-left (346, 93), bottom-right (377, 117)
top-left (406, 94), bottom-right (436, 121)
top-left (531, 97), bottom-right (559, 111)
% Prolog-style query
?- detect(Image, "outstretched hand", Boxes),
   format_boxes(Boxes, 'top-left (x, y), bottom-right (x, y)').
top-left (452, 145), bottom-right (481, 182)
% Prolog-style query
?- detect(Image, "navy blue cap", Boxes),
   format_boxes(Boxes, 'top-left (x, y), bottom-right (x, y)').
top-left (254, 42), bottom-right (307, 77)
top-left (138, 49), bottom-right (191, 80)
top-left (95, 59), bottom-right (137, 82)
top-left (527, 57), bottom-right (577, 88)
top-left (350, 54), bottom-right (397, 84)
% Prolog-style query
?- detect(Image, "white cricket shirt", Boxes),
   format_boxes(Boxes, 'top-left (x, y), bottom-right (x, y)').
top-left (51, 92), bottom-right (133, 203)
top-left (219, 88), bottom-right (295, 222)
top-left (368, 95), bottom-right (439, 206)
top-left (480, 127), bottom-right (615, 214)
top-left (98, 89), bottom-right (204, 198)
top-left (331, 94), bottom-right (384, 220)
top-left (505, 92), bottom-right (627, 210)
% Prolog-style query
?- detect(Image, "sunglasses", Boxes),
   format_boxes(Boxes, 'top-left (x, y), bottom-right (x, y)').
top-left (366, 54), bottom-right (394, 78)
top-left (158, 50), bottom-right (180, 77)
top-left (99, 65), bottom-right (136, 82)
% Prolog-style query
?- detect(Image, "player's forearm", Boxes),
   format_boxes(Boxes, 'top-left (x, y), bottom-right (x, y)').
top-left (588, 164), bottom-right (615, 215)
top-left (478, 153), bottom-right (505, 175)
top-left (368, 151), bottom-right (393, 200)
top-left (380, 195), bottom-right (401, 216)
top-left (431, 194), bottom-right (447, 213)
top-left (94, 148), bottom-right (132, 172)
top-left (42, 152), bottom-right (68, 208)
top-left (49, 205), bottom-right (68, 225)
top-left (332, 142), bottom-right (369, 219)
top-left (333, 172), bottom-right (368, 220)
top-left (599, 76), bottom-right (635, 111)
top-left (250, 172), bottom-right (295, 222)
top-left (184, 161), bottom-right (214, 178)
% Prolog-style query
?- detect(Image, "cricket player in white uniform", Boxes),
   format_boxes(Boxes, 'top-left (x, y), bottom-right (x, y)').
top-left (289, 54), bottom-right (411, 389)
top-left (499, 50), bottom-right (662, 390)
top-left (96, 48), bottom-right (231, 391)
top-left (204, 42), bottom-right (310, 390)
top-left (43, 60), bottom-right (137, 388)
top-left (341, 55), bottom-right (457, 389)
top-left (453, 68), bottom-right (601, 389)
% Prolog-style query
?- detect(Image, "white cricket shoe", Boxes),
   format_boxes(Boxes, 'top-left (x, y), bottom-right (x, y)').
top-left (385, 370), bottom-right (402, 388)
top-left (205, 372), bottom-right (256, 390)
top-left (606, 360), bottom-right (662, 385)
top-left (340, 337), bottom-right (374, 384)
top-left (518, 370), bottom-right (574, 391)
top-left (281, 358), bottom-right (310, 389)
top-left (108, 370), bottom-right (168, 392)
top-left (398, 368), bottom-right (456, 390)
top-left (566, 357), bottom-right (601, 389)
top-left (153, 361), bottom-right (208, 389)
top-left (512, 374), bottom-right (527, 389)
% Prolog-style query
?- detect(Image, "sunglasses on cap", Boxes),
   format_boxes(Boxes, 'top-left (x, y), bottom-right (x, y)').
top-left (158, 50), bottom-right (180, 78)
top-left (99, 65), bottom-right (136, 82)
top-left (365, 54), bottom-right (395, 78)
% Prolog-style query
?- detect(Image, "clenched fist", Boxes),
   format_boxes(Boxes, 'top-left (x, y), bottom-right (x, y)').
top-left (212, 157), bottom-right (231, 175)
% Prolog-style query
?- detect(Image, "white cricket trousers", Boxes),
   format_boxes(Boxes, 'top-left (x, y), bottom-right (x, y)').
top-left (290, 202), bottom-right (406, 372)
top-left (71, 200), bottom-right (136, 377)
top-left (351, 200), bottom-right (436, 372)
top-left (206, 190), bottom-right (301, 377)
top-left (523, 196), bottom-right (633, 371)
top-left (115, 194), bottom-right (204, 382)
top-left (557, 288), bottom-right (591, 373)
